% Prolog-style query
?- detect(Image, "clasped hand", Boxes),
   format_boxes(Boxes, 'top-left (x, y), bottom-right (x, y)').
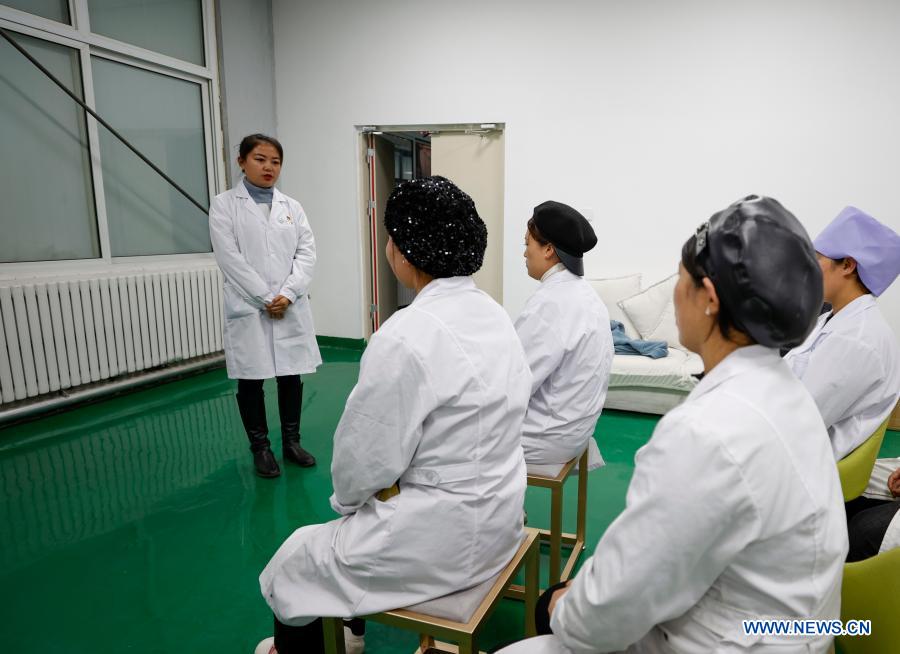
top-left (888, 467), bottom-right (900, 498)
top-left (266, 295), bottom-right (291, 319)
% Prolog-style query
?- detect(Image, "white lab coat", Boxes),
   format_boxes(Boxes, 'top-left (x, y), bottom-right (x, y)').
top-left (209, 181), bottom-right (321, 379)
top-left (500, 345), bottom-right (848, 654)
top-left (784, 294), bottom-right (900, 460)
top-left (259, 276), bottom-right (532, 624)
top-left (515, 267), bottom-right (613, 470)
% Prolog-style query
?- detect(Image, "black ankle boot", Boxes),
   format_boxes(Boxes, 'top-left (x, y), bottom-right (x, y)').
top-left (236, 390), bottom-right (281, 478)
top-left (277, 376), bottom-right (316, 467)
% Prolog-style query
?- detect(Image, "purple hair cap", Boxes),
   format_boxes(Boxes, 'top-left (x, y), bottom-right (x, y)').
top-left (813, 206), bottom-right (900, 296)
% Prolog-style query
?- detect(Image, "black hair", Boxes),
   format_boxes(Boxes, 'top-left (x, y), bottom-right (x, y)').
top-left (824, 256), bottom-right (872, 295)
top-left (527, 217), bottom-right (550, 246)
top-left (680, 233), bottom-right (753, 344)
top-left (238, 133), bottom-right (283, 161)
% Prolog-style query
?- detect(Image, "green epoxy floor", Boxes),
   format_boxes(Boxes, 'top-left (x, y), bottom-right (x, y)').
top-left (0, 346), bottom-right (897, 653)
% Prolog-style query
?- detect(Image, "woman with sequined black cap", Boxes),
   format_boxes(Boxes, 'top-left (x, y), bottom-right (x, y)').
top-left (253, 176), bottom-right (533, 654)
top-left (498, 196), bottom-right (848, 654)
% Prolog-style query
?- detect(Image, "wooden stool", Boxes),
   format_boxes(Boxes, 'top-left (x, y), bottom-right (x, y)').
top-left (511, 447), bottom-right (588, 596)
top-left (322, 528), bottom-right (540, 654)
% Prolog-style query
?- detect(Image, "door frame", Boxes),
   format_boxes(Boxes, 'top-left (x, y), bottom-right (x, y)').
top-left (355, 122), bottom-right (505, 340)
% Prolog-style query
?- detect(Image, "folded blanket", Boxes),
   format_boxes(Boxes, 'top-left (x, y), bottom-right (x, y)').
top-left (610, 320), bottom-right (668, 359)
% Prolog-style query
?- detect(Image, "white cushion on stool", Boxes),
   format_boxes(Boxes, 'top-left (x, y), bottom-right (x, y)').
top-left (403, 571), bottom-right (501, 623)
top-left (526, 462), bottom-right (566, 478)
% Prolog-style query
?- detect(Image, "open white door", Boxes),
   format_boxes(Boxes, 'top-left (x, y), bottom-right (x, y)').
top-left (431, 131), bottom-right (505, 303)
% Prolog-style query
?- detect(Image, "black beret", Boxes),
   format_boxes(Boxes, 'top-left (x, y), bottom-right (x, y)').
top-left (532, 201), bottom-right (597, 275)
top-left (384, 176), bottom-right (488, 278)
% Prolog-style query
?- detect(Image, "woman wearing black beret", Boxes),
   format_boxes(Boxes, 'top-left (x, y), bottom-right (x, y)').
top-left (515, 201), bottom-right (614, 472)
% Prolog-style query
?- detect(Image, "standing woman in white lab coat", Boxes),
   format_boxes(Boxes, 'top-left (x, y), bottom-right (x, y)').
top-left (209, 134), bottom-right (321, 478)
top-left (783, 207), bottom-right (900, 461)
top-left (516, 202), bottom-right (612, 470)
top-left (254, 177), bottom-right (532, 654)
top-left (499, 196), bottom-right (848, 654)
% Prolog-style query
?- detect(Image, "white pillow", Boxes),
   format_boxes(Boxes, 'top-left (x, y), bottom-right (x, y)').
top-left (617, 274), bottom-right (682, 349)
top-left (587, 274), bottom-right (641, 338)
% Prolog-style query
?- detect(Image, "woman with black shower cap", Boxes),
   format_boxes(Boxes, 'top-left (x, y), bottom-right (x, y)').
top-left (499, 196), bottom-right (848, 654)
top-left (255, 177), bottom-right (532, 654)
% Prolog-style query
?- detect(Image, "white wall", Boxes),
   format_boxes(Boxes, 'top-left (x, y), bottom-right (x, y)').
top-left (272, 0), bottom-right (900, 339)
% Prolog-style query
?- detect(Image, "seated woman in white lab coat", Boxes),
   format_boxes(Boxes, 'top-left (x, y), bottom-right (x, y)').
top-left (515, 202), bottom-right (613, 471)
top-left (209, 134), bottom-right (321, 478)
top-left (254, 177), bottom-right (532, 654)
top-left (783, 207), bottom-right (900, 460)
top-left (498, 196), bottom-right (848, 654)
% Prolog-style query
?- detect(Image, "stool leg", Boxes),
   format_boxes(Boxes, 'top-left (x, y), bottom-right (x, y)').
top-left (322, 617), bottom-right (346, 654)
top-left (576, 450), bottom-right (588, 546)
top-left (418, 634), bottom-right (436, 652)
top-left (549, 484), bottom-right (563, 585)
top-left (458, 634), bottom-right (475, 654)
top-left (524, 538), bottom-right (539, 637)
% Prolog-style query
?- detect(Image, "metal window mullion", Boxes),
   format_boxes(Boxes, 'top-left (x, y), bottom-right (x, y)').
top-left (88, 48), bottom-right (211, 86)
top-left (70, 0), bottom-right (90, 34)
top-left (0, 16), bottom-right (83, 49)
top-left (204, 0), bottom-right (226, 194)
top-left (0, 7), bottom-right (78, 39)
top-left (84, 33), bottom-right (211, 80)
top-left (200, 80), bottom-right (217, 214)
top-left (79, 46), bottom-right (112, 263)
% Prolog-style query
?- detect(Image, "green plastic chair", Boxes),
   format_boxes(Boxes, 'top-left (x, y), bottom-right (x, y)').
top-left (835, 546), bottom-right (900, 654)
top-left (836, 418), bottom-right (890, 502)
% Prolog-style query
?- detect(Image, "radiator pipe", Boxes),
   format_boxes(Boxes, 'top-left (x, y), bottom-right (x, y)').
top-left (0, 354), bottom-right (225, 428)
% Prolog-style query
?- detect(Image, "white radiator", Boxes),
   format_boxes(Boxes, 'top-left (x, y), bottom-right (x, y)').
top-left (0, 266), bottom-right (224, 405)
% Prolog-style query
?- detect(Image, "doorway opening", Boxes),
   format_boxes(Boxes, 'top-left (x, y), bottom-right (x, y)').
top-left (357, 123), bottom-right (505, 339)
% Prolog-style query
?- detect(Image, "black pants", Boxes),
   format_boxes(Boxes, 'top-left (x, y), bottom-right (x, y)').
top-left (273, 616), bottom-right (365, 653)
top-left (237, 375), bottom-right (300, 401)
top-left (846, 496), bottom-right (900, 562)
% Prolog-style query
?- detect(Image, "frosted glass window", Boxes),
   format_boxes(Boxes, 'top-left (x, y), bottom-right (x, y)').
top-left (92, 57), bottom-right (210, 256)
top-left (0, 33), bottom-right (99, 263)
top-left (2, 1), bottom-right (70, 23)
top-left (88, 0), bottom-right (204, 65)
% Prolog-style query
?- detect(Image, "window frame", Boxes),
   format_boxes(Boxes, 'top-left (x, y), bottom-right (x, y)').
top-left (0, 0), bottom-right (225, 276)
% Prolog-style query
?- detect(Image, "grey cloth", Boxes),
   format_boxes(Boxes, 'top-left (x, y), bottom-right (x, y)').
top-left (610, 321), bottom-right (668, 359)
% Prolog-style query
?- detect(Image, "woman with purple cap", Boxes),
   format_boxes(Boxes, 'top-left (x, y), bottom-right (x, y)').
top-left (253, 177), bottom-right (532, 654)
top-left (516, 201), bottom-right (613, 471)
top-left (497, 196), bottom-right (846, 654)
top-left (783, 206), bottom-right (900, 461)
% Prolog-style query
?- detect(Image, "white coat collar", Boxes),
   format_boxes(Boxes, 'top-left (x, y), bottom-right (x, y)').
top-left (820, 294), bottom-right (876, 335)
top-left (688, 344), bottom-right (782, 403)
top-left (540, 266), bottom-right (580, 286)
top-left (540, 263), bottom-right (567, 282)
top-left (413, 276), bottom-right (477, 303)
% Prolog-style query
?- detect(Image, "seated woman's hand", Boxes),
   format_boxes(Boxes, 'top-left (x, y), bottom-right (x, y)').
top-left (547, 580), bottom-right (573, 615)
top-left (888, 467), bottom-right (900, 498)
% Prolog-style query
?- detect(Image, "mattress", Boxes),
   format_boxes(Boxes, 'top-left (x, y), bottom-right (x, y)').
top-left (604, 348), bottom-right (702, 415)
top-left (609, 348), bottom-right (703, 392)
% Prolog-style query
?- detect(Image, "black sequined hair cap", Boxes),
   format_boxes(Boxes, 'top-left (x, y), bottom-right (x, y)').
top-left (384, 176), bottom-right (488, 278)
